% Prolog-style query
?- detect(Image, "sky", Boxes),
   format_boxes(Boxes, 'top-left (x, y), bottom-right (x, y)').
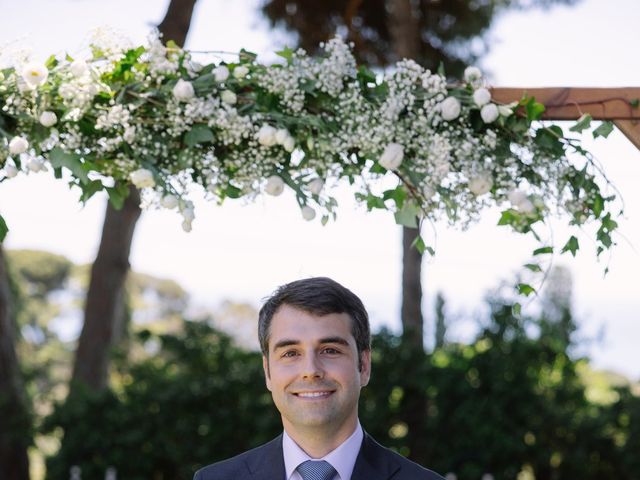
top-left (0, 0), bottom-right (639, 379)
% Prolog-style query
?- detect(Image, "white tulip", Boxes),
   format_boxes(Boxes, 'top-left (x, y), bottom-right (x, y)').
top-left (307, 178), bottom-right (324, 195)
top-left (9, 136), bottom-right (29, 155)
top-left (233, 65), bottom-right (249, 79)
top-left (275, 129), bottom-right (290, 145)
top-left (473, 87), bottom-right (491, 107)
top-left (440, 96), bottom-right (461, 121)
top-left (213, 65), bottom-right (230, 82)
top-left (221, 90), bottom-right (237, 105)
top-left (129, 168), bottom-right (155, 188)
top-left (379, 142), bottom-right (404, 170)
top-left (463, 66), bottom-right (482, 83)
top-left (265, 175), bottom-right (285, 196)
top-left (39, 111), bottom-right (57, 127)
top-left (257, 125), bottom-right (277, 147)
top-left (3, 164), bottom-right (18, 178)
top-left (21, 62), bottom-right (48, 87)
top-left (172, 79), bottom-right (195, 102)
top-left (70, 59), bottom-right (89, 77)
top-left (161, 194), bottom-right (179, 209)
top-left (480, 104), bottom-right (499, 123)
top-left (468, 172), bottom-right (493, 196)
top-left (283, 136), bottom-right (295, 153)
top-left (301, 205), bottom-right (316, 221)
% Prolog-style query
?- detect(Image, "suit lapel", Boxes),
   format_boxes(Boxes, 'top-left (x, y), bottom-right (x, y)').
top-left (244, 434), bottom-right (286, 480)
top-left (351, 433), bottom-right (401, 480)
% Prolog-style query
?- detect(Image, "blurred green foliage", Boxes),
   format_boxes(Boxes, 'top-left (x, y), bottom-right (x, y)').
top-left (41, 306), bottom-right (640, 480)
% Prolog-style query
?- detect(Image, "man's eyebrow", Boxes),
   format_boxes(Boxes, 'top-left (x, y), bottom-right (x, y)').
top-left (271, 336), bottom-right (350, 351)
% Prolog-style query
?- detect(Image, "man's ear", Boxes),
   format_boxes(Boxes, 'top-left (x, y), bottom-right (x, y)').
top-left (359, 350), bottom-right (371, 387)
top-left (262, 355), bottom-right (272, 391)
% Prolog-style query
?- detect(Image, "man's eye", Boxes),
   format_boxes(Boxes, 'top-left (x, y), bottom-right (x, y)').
top-left (322, 347), bottom-right (340, 354)
top-left (282, 350), bottom-right (298, 358)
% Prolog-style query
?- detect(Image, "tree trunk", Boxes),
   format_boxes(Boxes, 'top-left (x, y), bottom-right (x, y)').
top-left (0, 245), bottom-right (30, 480)
top-left (388, 0), bottom-right (430, 465)
top-left (70, 0), bottom-right (198, 392)
top-left (71, 187), bottom-right (141, 390)
top-left (388, 0), bottom-right (424, 352)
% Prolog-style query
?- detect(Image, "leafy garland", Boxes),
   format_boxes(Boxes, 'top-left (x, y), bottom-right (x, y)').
top-left (0, 32), bottom-right (621, 283)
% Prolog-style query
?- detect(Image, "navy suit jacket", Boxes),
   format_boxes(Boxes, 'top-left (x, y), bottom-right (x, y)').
top-left (194, 433), bottom-right (444, 480)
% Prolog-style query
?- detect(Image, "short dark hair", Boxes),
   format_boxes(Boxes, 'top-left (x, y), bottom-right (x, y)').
top-left (258, 277), bottom-right (371, 366)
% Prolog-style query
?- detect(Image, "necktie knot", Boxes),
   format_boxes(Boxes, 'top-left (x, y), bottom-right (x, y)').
top-left (296, 460), bottom-right (337, 480)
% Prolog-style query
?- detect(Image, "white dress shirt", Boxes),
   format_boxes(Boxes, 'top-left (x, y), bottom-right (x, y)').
top-left (282, 422), bottom-right (364, 480)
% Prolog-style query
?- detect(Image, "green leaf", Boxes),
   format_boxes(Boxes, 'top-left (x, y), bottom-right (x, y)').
top-left (276, 46), bottom-right (295, 64)
top-left (411, 235), bottom-right (426, 254)
top-left (524, 263), bottom-right (542, 272)
top-left (630, 98), bottom-right (639, 108)
top-left (523, 96), bottom-right (545, 120)
top-left (382, 187), bottom-right (407, 209)
top-left (106, 185), bottom-right (128, 210)
top-left (0, 214), bottom-right (8, 242)
top-left (593, 121), bottom-right (614, 139)
top-left (512, 303), bottom-right (522, 316)
top-left (224, 184), bottom-right (242, 199)
top-left (48, 148), bottom-right (89, 183)
top-left (184, 125), bottom-right (215, 147)
top-left (533, 246), bottom-right (553, 256)
top-left (561, 236), bottom-right (580, 257)
top-left (44, 54), bottom-right (58, 69)
top-left (569, 113), bottom-right (592, 133)
top-left (239, 48), bottom-right (258, 63)
top-left (592, 193), bottom-right (604, 218)
top-left (394, 202), bottom-right (420, 228)
top-left (498, 209), bottom-right (517, 226)
top-left (80, 180), bottom-right (105, 203)
top-left (517, 283), bottom-right (536, 297)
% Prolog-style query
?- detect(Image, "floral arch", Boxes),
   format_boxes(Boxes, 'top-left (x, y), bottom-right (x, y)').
top-left (1, 33), bottom-right (637, 294)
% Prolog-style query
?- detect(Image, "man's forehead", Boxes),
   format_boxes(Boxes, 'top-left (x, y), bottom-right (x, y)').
top-left (268, 305), bottom-right (355, 343)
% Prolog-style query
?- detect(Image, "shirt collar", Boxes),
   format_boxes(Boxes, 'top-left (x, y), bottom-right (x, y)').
top-left (283, 422), bottom-right (364, 480)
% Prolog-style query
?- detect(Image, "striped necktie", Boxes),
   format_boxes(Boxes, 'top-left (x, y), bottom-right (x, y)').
top-left (296, 460), bottom-right (337, 480)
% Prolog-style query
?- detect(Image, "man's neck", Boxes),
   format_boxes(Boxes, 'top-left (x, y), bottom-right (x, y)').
top-left (283, 417), bottom-right (359, 458)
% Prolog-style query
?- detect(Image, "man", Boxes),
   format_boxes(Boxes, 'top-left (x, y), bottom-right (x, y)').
top-left (195, 277), bottom-right (444, 480)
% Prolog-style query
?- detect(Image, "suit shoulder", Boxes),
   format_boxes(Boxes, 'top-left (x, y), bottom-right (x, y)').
top-left (194, 438), bottom-right (280, 480)
top-left (363, 435), bottom-right (445, 480)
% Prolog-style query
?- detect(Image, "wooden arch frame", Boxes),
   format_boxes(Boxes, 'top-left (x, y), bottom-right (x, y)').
top-left (491, 87), bottom-right (640, 149)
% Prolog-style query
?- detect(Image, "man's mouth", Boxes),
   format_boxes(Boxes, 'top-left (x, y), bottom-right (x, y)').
top-left (293, 390), bottom-right (335, 398)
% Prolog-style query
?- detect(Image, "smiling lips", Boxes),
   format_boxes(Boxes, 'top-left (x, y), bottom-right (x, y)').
top-left (293, 390), bottom-right (335, 399)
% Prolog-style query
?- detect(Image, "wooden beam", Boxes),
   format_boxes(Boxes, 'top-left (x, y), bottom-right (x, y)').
top-left (614, 119), bottom-right (640, 150)
top-left (491, 87), bottom-right (640, 120)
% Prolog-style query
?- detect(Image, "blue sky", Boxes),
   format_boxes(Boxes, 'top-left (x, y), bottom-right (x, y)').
top-left (1, 0), bottom-right (639, 379)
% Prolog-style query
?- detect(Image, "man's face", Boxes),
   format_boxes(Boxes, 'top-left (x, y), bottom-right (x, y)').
top-left (263, 305), bottom-right (371, 438)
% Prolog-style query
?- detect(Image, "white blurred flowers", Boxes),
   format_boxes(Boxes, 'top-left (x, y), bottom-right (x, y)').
top-left (129, 168), bottom-right (155, 188)
top-left (379, 143), bottom-right (404, 170)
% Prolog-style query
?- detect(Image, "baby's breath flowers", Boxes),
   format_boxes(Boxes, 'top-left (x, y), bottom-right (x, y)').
top-left (0, 31), bottom-right (621, 267)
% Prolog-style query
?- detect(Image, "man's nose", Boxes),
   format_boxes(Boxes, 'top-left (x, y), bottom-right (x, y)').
top-left (301, 353), bottom-right (324, 379)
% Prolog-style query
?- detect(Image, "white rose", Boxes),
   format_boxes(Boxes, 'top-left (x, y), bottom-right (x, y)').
top-left (265, 175), bottom-right (285, 196)
top-left (301, 205), bottom-right (316, 221)
top-left (181, 220), bottom-right (192, 232)
top-left (379, 142), bottom-right (404, 170)
top-left (480, 104), bottom-right (499, 123)
top-left (307, 178), bottom-right (324, 195)
top-left (463, 66), bottom-right (482, 83)
top-left (39, 111), bottom-right (57, 127)
top-left (213, 65), bottom-right (230, 82)
top-left (9, 136), bottom-right (29, 155)
top-left (161, 194), bottom-right (179, 209)
top-left (58, 83), bottom-right (75, 100)
top-left (123, 126), bottom-right (136, 143)
top-left (257, 125), bottom-right (277, 147)
top-left (3, 164), bottom-right (18, 178)
top-left (275, 129), bottom-right (290, 145)
top-left (22, 62), bottom-right (48, 87)
top-left (129, 168), bottom-right (155, 188)
top-left (508, 190), bottom-right (535, 213)
top-left (70, 59), bottom-right (88, 77)
top-left (473, 87), bottom-right (491, 107)
top-left (172, 79), bottom-right (195, 102)
top-left (27, 157), bottom-right (46, 172)
top-left (233, 66), bottom-right (249, 79)
top-left (283, 136), bottom-right (295, 153)
top-left (440, 96), bottom-right (461, 121)
top-left (468, 172), bottom-right (493, 196)
top-left (221, 90), bottom-right (237, 105)
top-left (498, 105), bottom-right (513, 117)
